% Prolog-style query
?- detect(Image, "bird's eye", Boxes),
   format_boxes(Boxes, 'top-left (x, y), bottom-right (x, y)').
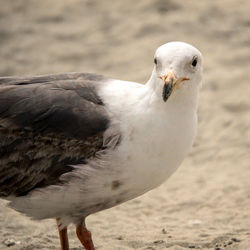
top-left (154, 58), bottom-right (157, 65)
top-left (191, 56), bottom-right (198, 67)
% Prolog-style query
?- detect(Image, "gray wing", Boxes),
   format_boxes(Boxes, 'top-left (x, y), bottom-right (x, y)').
top-left (0, 73), bottom-right (117, 197)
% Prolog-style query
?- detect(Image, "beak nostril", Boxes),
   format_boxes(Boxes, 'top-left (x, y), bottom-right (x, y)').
top-left (159, 75), bottom-right (169, 82)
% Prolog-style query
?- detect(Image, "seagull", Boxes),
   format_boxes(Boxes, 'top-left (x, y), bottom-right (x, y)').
top-left (0, 41), bottom-right (202, 250)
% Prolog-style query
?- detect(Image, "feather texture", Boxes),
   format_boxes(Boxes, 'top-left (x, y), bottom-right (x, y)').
top-left (0, 73), bottom-right (115, 196)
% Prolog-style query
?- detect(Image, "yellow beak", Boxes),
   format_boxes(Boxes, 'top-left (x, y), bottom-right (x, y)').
top-left (159, 71), bottom-right (189, 102)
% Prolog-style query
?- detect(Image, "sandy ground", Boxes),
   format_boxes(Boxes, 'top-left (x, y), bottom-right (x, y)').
top-left (0, 0), bottom-right (250, 249)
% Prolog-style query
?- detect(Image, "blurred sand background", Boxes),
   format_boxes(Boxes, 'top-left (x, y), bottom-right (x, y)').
top-left (0, 0), bottom-right (249, 249)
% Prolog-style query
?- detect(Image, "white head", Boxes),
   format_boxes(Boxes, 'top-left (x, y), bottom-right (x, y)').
top-left (147, 41), bottom-right (203, 106)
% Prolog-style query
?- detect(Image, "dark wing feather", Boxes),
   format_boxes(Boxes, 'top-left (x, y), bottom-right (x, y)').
top-left (0, 73), bottom-right (112, 197)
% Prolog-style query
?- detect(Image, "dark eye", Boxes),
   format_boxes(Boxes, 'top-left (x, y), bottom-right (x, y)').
top-left (154, 58), bottom-right (157, 65)
top-left (191, 57), bottom-right (198, 67)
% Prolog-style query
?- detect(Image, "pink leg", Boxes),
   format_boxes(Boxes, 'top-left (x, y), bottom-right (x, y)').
top-left (56, 218), bottom-right (69, 250)
top-left (76, 221), bottom-right (95, 250)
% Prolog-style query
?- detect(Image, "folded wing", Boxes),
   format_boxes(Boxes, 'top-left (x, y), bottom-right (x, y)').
top-left (0, 73), bottom-right (113, 196)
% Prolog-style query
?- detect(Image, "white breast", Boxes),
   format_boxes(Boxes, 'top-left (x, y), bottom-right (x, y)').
top-left (101, 80), bottom-right (198, 196)
top-left (114, 104), bottom-right (197, 195)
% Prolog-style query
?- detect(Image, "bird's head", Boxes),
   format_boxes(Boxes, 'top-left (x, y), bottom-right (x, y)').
top-left (148, 42), bottom-right (202, 103)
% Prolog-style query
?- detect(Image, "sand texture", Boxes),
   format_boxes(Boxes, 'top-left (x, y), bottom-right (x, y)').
top-left (0, 0), bottom-right (250, 249)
